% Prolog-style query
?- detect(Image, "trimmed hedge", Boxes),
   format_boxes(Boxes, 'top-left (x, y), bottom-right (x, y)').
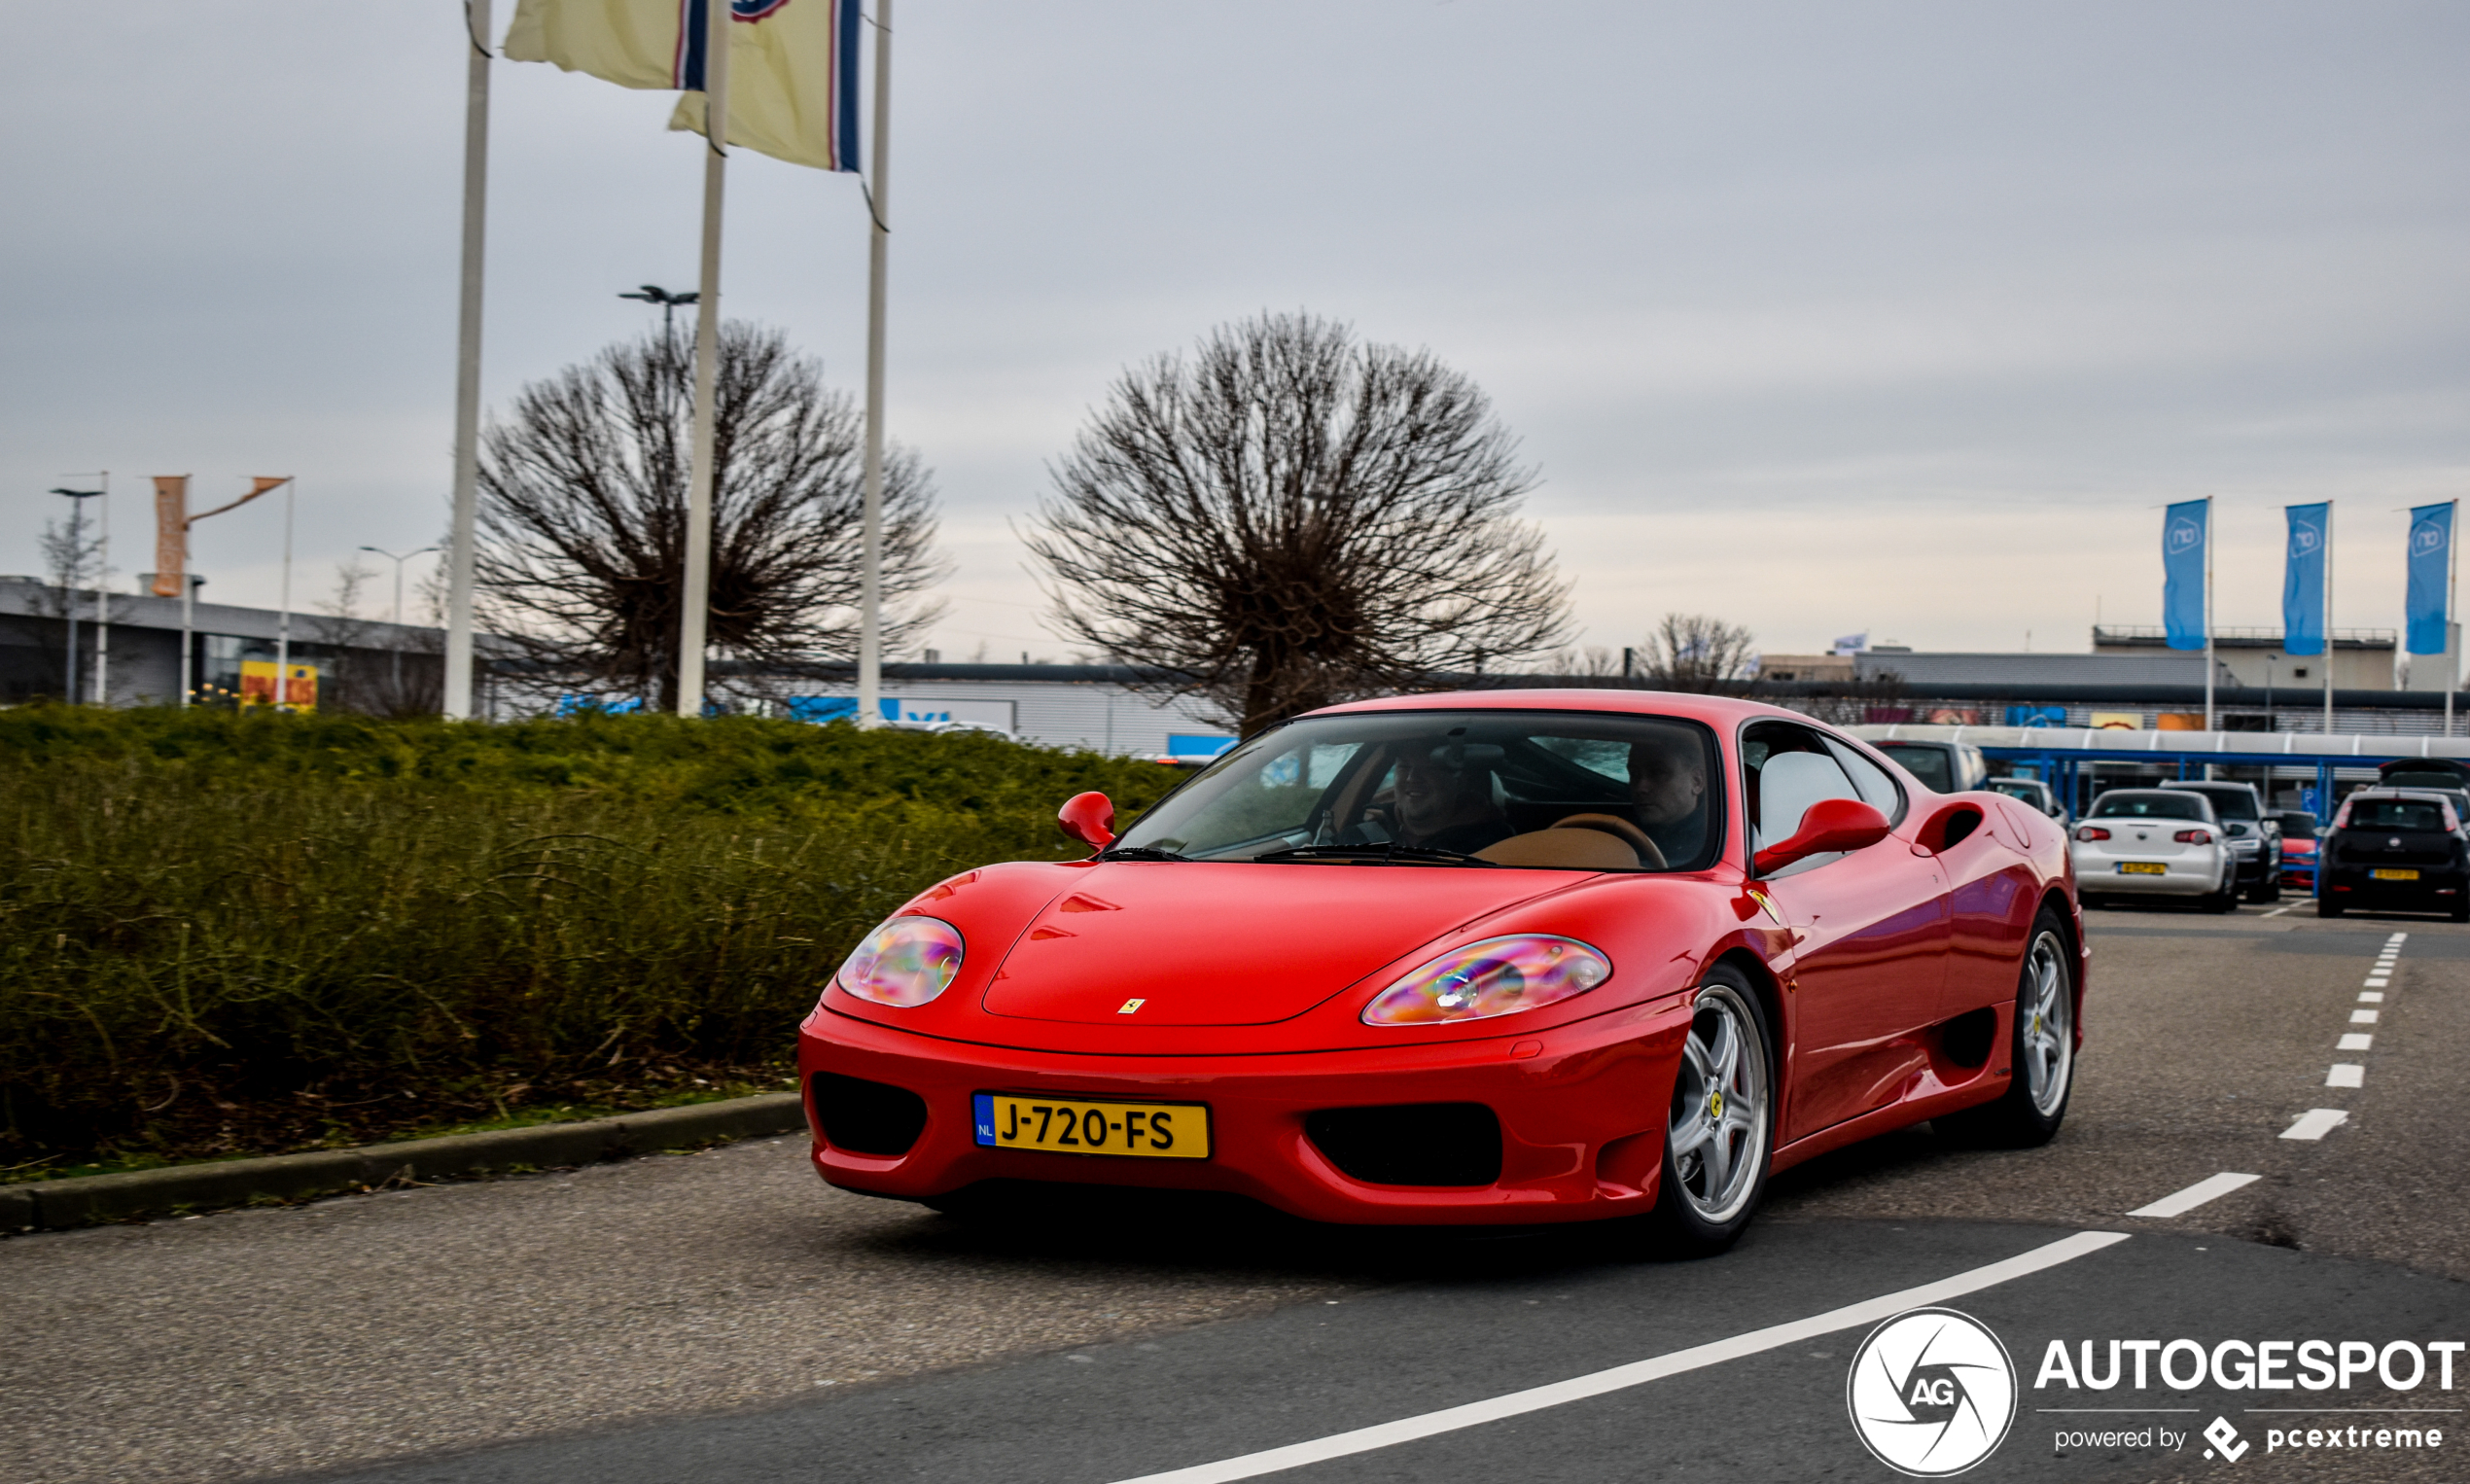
top-left (0, 707), bottom-right (1179, 1170)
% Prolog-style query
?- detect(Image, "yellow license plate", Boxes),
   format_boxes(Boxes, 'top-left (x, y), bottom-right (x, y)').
top-left (2373, 868), bottom-right (2420, 881)
top-left (2119, 862), bottom-right (2168, 875)
top-left (972, 1093), bottom-right (1210, 1159)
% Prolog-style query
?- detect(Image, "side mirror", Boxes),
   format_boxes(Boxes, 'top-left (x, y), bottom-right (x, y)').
top-left (1057, 791), bottom-right (1116, 851)
top-left (1754, 797), bottom-right (1891, 874)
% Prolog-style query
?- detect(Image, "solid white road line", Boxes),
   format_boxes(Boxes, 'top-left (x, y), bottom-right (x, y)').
top-left (2127, 1173), bottom-right (2262, 1219)
top-left (2262, 906), bottom-right (2290, 918)
top-left (2327, 1065), bottom-right (2365, 1088)
top-left (2360, 992), bottom-right (2385, 1003)
top-left (2352, 1009), bottom-right (2381, 1023)
top-left (2339, 1034), bottom-right (2373, 1051)
top-left (2282, 1109), bottom-right (2351, 1141)
top-left (1106, 1231), bottom-right (2135, 1484)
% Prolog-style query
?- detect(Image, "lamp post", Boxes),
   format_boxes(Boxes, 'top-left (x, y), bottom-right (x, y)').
top-left (618, 284), bottom-right (698, 342)
top-left (359, 545), bottom-right (439, 696)
top-left (48, 486), bottom-right (104, 703)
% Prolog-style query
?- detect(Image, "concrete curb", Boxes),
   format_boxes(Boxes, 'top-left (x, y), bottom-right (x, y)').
top-left (1, 1091), bottom-right (807, 1235)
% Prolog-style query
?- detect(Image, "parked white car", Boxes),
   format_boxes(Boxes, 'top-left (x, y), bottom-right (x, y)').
top-left (2071, 788), bottom-right (2235, 911)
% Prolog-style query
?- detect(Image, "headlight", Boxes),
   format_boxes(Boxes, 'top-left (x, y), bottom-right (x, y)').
top-left (1360, 935), bottom-right (1611, 1027)
top-left (833, 916), bottom-right (965, 1007)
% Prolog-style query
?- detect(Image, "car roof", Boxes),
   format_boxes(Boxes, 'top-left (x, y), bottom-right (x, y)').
top-left (1306, 688), bottom-right (1814, 729)
top-left (2161, 781), bottom-right (2256, 795)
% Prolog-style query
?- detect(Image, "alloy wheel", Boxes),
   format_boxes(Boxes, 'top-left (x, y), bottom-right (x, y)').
top-left (2020, 930), bottom-right (2073, 1117)
top-left (1667, 983), bottom-right (1770, 1224)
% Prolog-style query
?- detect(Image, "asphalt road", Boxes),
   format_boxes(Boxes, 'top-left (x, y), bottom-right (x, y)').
top-left (7, 901), bottom-right (2468, 1484)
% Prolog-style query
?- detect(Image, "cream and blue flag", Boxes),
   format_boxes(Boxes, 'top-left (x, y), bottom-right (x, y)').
top-left (503, 0), bottom-right (861, 172)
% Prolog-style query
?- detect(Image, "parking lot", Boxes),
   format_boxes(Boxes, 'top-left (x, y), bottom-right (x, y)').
top-left (7, 902), bottom-right (2468, 1483)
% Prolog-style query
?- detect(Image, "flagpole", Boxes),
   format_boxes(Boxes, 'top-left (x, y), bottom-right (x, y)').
top-left (857, 0), bottom-right (893, 730)
top-left (276, 479), bottom-right (296, 710)
top-left (2323, 500), bottom-right (2335, 735)
top-left (2440, 501), bottom-right (2459, 735)
top-left (675, 0), bottom-right (732, 718)
top-left (94, 471), bottom-right (110, 706)
top-left (2212, 493), bottom-right (2233, 730)
top-left (444, 0), bottom-right (492, 722)
top-left (180, 571), bottom-right (194, 707)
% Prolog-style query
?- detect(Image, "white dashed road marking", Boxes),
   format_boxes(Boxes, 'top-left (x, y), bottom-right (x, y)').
top-left (2281, 1109), bottom-right (2350, 1141)
top-left (1106, 1233), bottom-right (2134, 1484)
top-left (2339, 1034), bottom-right (2373, 1051)
top-left (2326, 1064), bottom-right (2365, 1089)
top-left (2127, 1173), bottom-right (2262, 1219)
top-left (2352, 1008), bottom-right (2381, 1023)
top-left (2360, 991), bottom-right (2384, 1003)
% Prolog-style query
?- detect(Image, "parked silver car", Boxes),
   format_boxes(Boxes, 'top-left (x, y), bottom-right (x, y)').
top-left (2072, 788), bottom-right (2235, 911)
top-left (1990, 775), bottom-right (2066, 823)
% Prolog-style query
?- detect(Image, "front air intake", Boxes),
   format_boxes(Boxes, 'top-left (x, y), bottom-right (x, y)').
top-left (812, 1072), bottom-right (929, 1155)
top-left (1305, 1103), bottom-right (1501, 1187)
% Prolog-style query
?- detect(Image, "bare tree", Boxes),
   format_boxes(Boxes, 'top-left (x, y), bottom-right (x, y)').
top-left (476, 322), bottom-right (945, 710)
top-left (1641, 613), bottom-right (1758, 692)
top-left (1025, 313), bottom-right (1570, 735)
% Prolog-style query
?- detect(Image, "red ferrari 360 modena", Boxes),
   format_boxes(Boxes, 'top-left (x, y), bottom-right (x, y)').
top-left (796, 690), bottom-right (2085, 1252)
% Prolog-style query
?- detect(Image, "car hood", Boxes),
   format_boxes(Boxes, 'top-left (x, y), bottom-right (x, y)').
top-left (978, 862), bottom-right (1588, 1027)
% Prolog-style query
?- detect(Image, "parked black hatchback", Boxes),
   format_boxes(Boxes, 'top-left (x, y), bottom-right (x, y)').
top-left (2320, 789), bottom-right (2470, 920)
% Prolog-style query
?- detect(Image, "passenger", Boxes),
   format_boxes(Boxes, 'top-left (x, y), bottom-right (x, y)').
top-left (1390, 743), bottom-right (1513, 854)
top-left (1630, 728), bottom-right (1711, 865)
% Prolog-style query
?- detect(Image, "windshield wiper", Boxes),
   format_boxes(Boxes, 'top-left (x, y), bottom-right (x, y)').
top-left (1252, 843), bottom-right (1496, 866)
top-left (1093, 845), bottom-right (1191, 862)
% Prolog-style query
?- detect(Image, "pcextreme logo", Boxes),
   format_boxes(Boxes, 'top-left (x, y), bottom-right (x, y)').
top-left (1848, 1308), bottom-right (2019, 1476)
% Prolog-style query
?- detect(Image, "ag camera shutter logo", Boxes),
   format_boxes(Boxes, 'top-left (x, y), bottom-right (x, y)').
top-left (1847, 1308), bottom-right (2018, 1476)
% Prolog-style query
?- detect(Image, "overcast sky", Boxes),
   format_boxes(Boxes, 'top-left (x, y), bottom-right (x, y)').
top-left (6, 2), bottom-right (2466, 663)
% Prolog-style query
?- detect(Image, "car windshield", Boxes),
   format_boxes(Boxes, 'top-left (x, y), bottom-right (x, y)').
top-left (2170, 786), bottom-right (2259, 821)
top-left (2273, 811), bottom-right (2318, 834)
top-left (1876, 744), bottom-right (1952, 794)
top-left (2346, 799), bottom-right (2448, 831)
top-left (1989, 779), bottom-right (2042, 799)
top-left (1112, 710), bottom-right (1723, 871)
top-left (2089, 793), bottom-right (2208, 821)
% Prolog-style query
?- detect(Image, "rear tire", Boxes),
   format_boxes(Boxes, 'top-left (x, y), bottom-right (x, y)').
top-left (1643, 965), bottom-right (1774, 1257)
top-left (2206, 872), bottom-right (2239, 913)
top-left (1936, 910), bottom-right (2076, 1148)
top-left (2247, 874), bottom-right (2281, 903)
top-left (2451, 898), bottom-right (2468, 924)
top-left (2317, 896), bottom-right (2345, 918)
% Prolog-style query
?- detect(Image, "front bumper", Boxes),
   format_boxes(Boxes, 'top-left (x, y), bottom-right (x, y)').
top-left (795, 1000), bottom-right (1693, 1225)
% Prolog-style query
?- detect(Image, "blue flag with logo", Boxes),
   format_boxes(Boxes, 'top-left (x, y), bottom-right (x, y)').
top-left (2407, 502), bottom-right (2453, 656)
top-left (2162, 499), bottom-right (2208, 651)
top-left (2281, 503), bottom-right (2329, 656)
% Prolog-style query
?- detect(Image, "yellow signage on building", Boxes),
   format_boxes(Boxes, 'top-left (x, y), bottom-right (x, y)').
top-left (238, 660), bottom-right (318, 712)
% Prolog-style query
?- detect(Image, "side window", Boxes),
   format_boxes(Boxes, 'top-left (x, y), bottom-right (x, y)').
top-left (1823, 737), bottom-right (1907, 826)
top-left (1743, 722), bottom-right (1862, 863)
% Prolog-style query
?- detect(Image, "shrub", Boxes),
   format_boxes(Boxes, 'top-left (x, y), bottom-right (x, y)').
top-left (0, 707), bottom-right (1179, 1169)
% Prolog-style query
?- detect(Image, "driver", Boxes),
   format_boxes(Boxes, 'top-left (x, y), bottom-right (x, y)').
top-left (1630, 728), bottom-right (1710, 865)
top-left (1390, 742), bottom-right (1512, 854)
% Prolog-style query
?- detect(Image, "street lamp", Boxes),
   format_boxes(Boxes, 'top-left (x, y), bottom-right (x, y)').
top-left (48, 485), bottom-right (104, 704)
top-left (360, 545), bottom-right (439, 696)
top-left (618, 284), bottom-right (698, 340)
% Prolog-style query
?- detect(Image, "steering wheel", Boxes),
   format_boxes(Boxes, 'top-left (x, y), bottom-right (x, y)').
top-left (1551, 812), bottom-right (1667, 869)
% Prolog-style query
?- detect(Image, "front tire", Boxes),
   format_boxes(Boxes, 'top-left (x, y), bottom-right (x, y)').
top-left (2317, 895), bottom-right (2345, 918)
top-left (1937, 911), bottom-right (2076, 1148)
top-left (1645, 966), bottom-right (1774, 1256)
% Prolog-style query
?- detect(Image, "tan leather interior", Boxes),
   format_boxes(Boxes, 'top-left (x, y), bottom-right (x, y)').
top-left (1476, 823), bottom-right (1642, 870)
top-left (1549, 812), bottom-right (1667, 869)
